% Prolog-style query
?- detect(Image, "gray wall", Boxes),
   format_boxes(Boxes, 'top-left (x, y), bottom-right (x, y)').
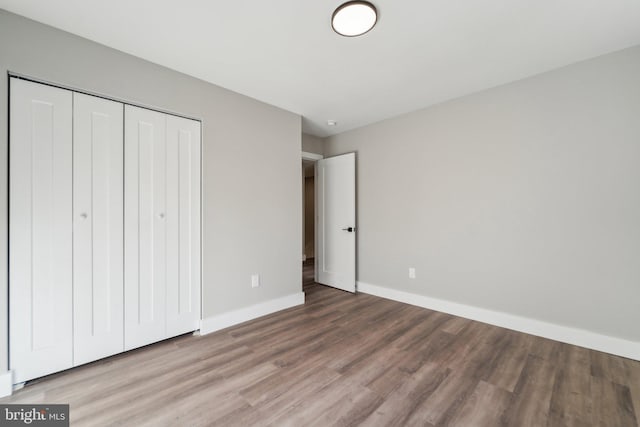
top-left (302, 133), bottom-right (324, 155)
top-left (325, 46), bottom-right (640, 342)
top-left (0, 10), bottom-right (302, 373)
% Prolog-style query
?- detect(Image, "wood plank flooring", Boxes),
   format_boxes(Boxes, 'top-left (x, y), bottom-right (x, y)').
top-left (2, 260), bottom-right (639, 426)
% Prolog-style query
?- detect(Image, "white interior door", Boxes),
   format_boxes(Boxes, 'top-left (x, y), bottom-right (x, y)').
top-left (9, 78), bottom-right (73, 383)
top-left (316, 153), bottom-right (356, 293)
top-left (165, 115), bottom-right (201, 337)
top-left (124, 105), bottom-right (167, 350)
top-left (73, 93), bottom-right (124, 365)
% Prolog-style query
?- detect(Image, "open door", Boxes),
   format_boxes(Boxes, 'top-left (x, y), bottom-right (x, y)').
top-left (316, 153), bottom-right (356, 293)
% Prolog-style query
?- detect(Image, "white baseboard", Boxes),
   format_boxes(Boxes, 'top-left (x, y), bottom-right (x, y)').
top-left (200, 292), bottom-right (305, 335)
top-left (357, 281), bottom-right (640, 361)
top-left (0, 371), bottom-right (12, 397)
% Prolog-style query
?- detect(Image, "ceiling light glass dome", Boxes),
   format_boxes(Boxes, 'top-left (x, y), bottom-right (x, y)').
top-left (332, 1), bottom-right (378, 37)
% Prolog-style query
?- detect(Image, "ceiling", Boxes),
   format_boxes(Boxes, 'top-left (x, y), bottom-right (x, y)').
top-left (2, 1), bottom-right (640, 137)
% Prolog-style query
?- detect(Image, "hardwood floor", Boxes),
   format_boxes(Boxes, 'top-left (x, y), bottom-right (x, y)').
top-left (2, 260), bottom-right (639, 426)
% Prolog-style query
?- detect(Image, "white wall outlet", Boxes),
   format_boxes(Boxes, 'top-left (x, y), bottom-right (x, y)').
top-left (409, 268), bottom-right (416, 279)
top-left (251, 274), bottom-right (260, 288)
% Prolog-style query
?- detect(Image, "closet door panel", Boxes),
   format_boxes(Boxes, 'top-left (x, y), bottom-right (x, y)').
top-left (73, 93), bottom-right (124, 365)
top-left (124, 105), bottom-right (167, 350)
top-left (9, 78), bottom-right (73, 383)
top-left (166, 116), bottom-right (201, 337)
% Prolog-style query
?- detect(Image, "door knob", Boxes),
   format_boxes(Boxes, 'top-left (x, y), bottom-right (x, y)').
top-left (158, 213), bottom-right (165, 219)
top-left (80, 213), bottom-right (88, 220)
top-left (342, 227), bottom-right (355, 232)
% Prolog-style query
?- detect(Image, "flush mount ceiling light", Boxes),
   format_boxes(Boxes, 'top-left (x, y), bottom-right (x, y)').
top-left (331, 1), bottom-right (378, 37)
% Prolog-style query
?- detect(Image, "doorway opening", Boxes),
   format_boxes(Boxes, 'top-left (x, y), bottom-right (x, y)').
top-left (301, 151), bottom-right (357, 294)
top-left (302, 152), bottom-right (321, 292)
top-left (303, 161), bottom-right (315, 290)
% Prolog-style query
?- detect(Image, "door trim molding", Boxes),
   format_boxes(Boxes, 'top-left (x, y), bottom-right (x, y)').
top-left (357, 281), bottom-right (640, 361)
top-left (302, 151), bottom-right (323, 161)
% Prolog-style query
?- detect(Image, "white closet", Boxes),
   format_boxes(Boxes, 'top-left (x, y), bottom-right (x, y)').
top-left (9, 78), bottom-right (201, 384)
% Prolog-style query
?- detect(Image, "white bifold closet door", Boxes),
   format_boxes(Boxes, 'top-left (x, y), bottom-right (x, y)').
top-left (9, 79), bottom-right (73, 383)
top-left (73, 93), bottom-right (124, 366)
top-left (165, 115), bottom-right (201, 338)
top-left (124, 106), bottom-right (167, 350)
top-left (124, 106), bottom-right (201, 350)
top-left (10, 79), bottom-right (201, 382)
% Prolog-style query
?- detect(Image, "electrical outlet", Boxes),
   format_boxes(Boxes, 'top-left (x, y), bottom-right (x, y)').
top-left (251, 274), bottom-right (260, 288)
top-left (409, 268), bottom-right (416, 279)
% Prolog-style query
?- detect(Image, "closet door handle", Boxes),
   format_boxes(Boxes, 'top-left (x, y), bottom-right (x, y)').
top-left (80, 213), bottom-right (88, 220)
top-left (158, 213), bottom-right (165, 219)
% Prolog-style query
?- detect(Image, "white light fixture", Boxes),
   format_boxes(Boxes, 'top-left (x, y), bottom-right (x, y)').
top-left (332, 1), bottom-right (378, 37)
top-left (327, 120), bottom-right (338, 126)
